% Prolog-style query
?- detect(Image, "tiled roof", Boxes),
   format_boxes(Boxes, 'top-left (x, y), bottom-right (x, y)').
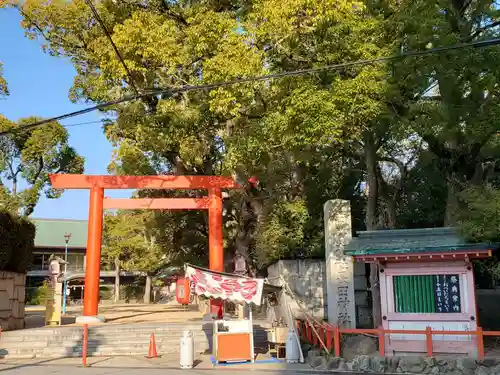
top-left (344, 227), bottom-right (496, 255)
top-left (31, 218), bottom-right (88, 249)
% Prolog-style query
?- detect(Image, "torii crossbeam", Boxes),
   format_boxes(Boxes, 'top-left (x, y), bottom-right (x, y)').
top-left (50, 174), bottom-right (239, 322)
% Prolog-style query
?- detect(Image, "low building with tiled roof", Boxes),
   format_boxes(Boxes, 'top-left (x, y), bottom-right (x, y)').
top-left (27, 218), bottom-right (143, 304)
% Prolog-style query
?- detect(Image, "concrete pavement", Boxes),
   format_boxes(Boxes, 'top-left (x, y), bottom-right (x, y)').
top-left (0, 356), bottom-right (382, 375)
top-left (24, 302), bottom-right (204, 329)
top-left (0, 354), bottom-right (318, 374)
top-left (0, 367), bottom-right (323, 375)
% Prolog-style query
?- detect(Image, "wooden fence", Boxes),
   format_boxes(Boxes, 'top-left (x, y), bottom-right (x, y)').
top-left (296, 319), bottom-right (500, 359)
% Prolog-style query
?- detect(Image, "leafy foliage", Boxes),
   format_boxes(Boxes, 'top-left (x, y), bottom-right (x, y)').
top-left (459, 185), bottom-right (500, 287)
top-left (12, 0), bottom-right (393, 267)
top-left (459, 185), bottom-right (500, 243)
top-left (102, 210), bottom-right (165, 273)
top-left (0, 211), bottom-right (35, 273)
top-left (0, 115), bottom-right (84, 216)
top-left (386, 0), bottom-right (500, 225)
top-left (0, 62), bottom-right (8, 98)
top-left (26, 280), bottom-right (50, 305)
top-left (10, 0), bottom-right (500, 279)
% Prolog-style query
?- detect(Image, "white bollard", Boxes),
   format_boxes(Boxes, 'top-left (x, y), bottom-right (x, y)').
top-left (180, 330), bottom-right (194, 369)
top-left (285, 329), bottom-right (300, 363)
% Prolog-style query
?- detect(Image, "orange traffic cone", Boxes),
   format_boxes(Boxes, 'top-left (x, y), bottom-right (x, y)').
top-left (145, 333), bottom-right (160, 359)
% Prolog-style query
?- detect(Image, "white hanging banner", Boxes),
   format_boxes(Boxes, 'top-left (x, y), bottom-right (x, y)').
top-left (185, 265), bottom-right (265, 306)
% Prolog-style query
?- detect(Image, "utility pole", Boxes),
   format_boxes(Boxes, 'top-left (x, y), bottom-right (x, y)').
top-left (62, 233), bottom-right (72, 315)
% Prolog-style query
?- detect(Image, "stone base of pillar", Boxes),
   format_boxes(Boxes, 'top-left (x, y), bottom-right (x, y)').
top-left (75, 315), bottom-right (106, 324)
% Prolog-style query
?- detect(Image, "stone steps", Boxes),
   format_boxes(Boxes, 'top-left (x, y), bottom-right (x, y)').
top-left (0, 322), bottom-right (270, 359)
top-left (3, 342), bottom-right (213, 358)
top-left (1, 330), bottom-right (213, 342)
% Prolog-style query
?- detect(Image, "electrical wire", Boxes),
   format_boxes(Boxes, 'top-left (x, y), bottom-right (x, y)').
top-left (1, 37), bottom-right (500, 137)
top-left (83, 0), bottom-right (140, 96)
top-left (62, 120), bottom-right (107, 128)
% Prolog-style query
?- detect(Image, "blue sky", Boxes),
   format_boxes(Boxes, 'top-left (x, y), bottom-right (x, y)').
top-left (0, 9), bottom-right (130, 220)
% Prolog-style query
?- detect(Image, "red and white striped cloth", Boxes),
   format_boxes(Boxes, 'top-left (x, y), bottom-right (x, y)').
top-left (185, 265), bottom-right (265, 306)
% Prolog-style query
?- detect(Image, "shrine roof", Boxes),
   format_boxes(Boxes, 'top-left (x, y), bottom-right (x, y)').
top-left (344, 227), bottom-right (497, 257)
top-left (32, 218), bottom-right (88, 249)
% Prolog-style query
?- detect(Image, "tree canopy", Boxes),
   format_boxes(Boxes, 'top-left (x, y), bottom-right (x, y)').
top-left (7, 0), bottom-right (500, 289)
top-left (0, 62), bottom-right (8, 98)
top-left (102, 210), bottom-right (165, 273)
top-left (0, 115), bottom-right (84, 216)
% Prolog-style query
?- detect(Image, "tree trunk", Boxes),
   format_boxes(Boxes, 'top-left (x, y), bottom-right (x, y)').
top-left (364, 138), bottom-right (382, 329)
top-left (144, 275), bottom-right (152, 304)
top-left (386, 199), bottom-right (397, 229)
top-left (233, 182), bottom-right (264, 263)
top-left (444, 175), bottom-right (460, 226)
top-left (114, 258), bottom-right (120, 304)
top-left (365, 145), bottom-right (378, 232)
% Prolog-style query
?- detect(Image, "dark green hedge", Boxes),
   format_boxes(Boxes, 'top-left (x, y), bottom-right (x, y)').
top-left (0, 212), bottom-right (35, 274)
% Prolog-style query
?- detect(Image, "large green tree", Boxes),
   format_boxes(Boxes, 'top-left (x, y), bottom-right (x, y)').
top-left (102, 210), bottom-right (166, 303)
top-left (16, 0), bottom-right (500, 324)
top-left (13, 0), bottom-right (390, 267)
top-left (0, 62), bottom-right (8, 98)
top-left (0, 116), bottom-right (84, 216)
top-left (386, 0), bottom-right (500, 225)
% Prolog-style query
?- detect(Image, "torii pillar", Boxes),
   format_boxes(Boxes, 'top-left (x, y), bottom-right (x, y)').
top-left (50, 174), bottom-right (239, 323)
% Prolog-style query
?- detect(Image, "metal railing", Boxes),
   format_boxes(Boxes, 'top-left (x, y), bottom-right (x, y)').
top-left (296, 319), bottom-right (500, 359)
top-left (28, 264), bottom-right (86, 272)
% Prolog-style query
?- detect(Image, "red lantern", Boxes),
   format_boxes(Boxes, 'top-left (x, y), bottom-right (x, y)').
top-left (248, 176), bottom-right (259, 187)
top-left (176, 277), bottom-right (190, 305)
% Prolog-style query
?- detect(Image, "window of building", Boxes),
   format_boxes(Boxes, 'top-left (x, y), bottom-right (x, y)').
top-left (67, 254), bottom-right (85, 271)
top-left (31, 254), bottom-right (44, 270)
top-left (393, 274), bottom-right (461, 313)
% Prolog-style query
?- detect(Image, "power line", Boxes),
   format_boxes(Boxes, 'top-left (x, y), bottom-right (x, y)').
top-left (83, 0), bottom-right (140, 96)
top-left (2, 37), bottom-right (500, 137)
top-left (62, 120), bottom-right (106, 128)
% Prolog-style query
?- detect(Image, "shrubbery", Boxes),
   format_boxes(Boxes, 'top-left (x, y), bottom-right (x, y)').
top-left (0, 211), bottom-right (35, 273)
top-left (26, 281), bottom-right (50, 305)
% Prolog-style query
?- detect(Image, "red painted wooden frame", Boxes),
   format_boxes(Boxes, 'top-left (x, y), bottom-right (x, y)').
top-left (50, 174), bottom-right (238, 189)
top-left (50, 174), bottom-right (239, 319)
top-left (295, 319), bottom-right (499, 360)
top-left (103, 198), bottom-right (210, 210)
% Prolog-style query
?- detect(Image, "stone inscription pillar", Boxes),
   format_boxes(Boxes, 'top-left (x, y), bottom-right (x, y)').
top-left (324, 199), bottom-right (356, 328)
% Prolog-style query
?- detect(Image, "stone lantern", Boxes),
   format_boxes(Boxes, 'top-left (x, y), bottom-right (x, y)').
top-left (233, 253), bottom-right (247, 275)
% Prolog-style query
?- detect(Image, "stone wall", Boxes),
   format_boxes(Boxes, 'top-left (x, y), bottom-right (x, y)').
top-left (267, 259), bottom-right (371, 327)
top-left (306, 348), bottom-right (500, 374)
top-left (0, 271), bottom-right (25, 331)
top-left (267, 259), bottom-right (326, 319)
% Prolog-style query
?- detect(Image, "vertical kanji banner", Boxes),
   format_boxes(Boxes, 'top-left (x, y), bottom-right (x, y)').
top-left (185, 265), bottom-right (265, 306)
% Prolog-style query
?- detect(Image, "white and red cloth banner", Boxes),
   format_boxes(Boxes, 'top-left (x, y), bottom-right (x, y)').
top-left (185, 265), bottom-right (265, 306)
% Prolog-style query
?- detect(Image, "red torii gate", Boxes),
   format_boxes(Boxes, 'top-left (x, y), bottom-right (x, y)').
top-left (49, 174), bottom-right (239, 322)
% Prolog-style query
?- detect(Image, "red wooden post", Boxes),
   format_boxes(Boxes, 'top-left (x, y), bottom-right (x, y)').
top-left (477, 327), bottom-right (485, 360)
top-left (333, 326), bottom-right (341, 357)
top-left (378, 327), bottom-right (385, 357)
top-left (208, 188), bottom-right (224, 317)
top-left (326, 327), bottom-right (332, 351)
top-left (83, 187), bottom-right (104, 317)
top-left (425, 327), bottom-right (433, 357)
top-left (313, 324), bottom-right (318, 346)
top-left (307, 322), bottom-right (312, 343)
top-left (296, 320), bottom-right (302, 339)
top-left (82, 324), bottom-right (89, 367)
